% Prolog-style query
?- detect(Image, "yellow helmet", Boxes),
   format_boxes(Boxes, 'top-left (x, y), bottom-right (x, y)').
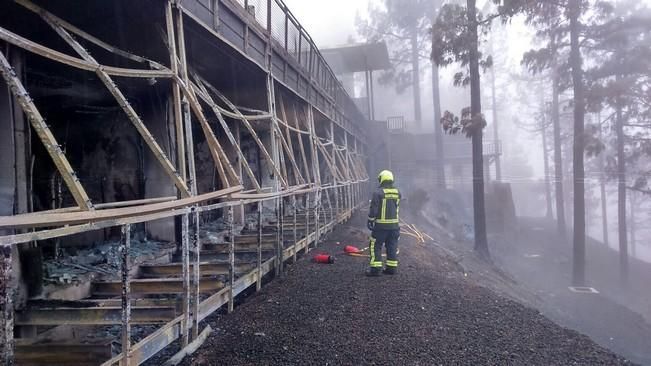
top-left (378, 170), bottom-right (394, 184)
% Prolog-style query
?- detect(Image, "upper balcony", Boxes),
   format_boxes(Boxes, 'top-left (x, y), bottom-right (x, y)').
top-left (181, 0), bottom-right (366, 137)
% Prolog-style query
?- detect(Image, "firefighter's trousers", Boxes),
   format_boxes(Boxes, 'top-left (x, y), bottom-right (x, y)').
top-left (369, 229), bottom-right (400, 269)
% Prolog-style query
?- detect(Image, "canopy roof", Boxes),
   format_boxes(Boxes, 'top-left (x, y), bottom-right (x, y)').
top-left (321, 42), bottom-right (391, 74)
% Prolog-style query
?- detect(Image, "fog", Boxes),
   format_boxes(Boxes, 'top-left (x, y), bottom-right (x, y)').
top-left (282, 1), bottom-right (651, 363)
top-left (287, 0), bottom-right (651, 264)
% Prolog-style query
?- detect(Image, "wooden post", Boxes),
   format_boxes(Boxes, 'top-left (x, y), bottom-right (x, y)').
top-left (228, 206), bottom-right (235, 313)
top-left (1, 245), bottom-right (14, 366)
top-left (165, 1), bottom-right (186, 184)
top-left (342, 135), bottom-right (348, 218)
top-left (330, 123), bottom-right (339, 220)
top-left (191, 209), bottom-right (200, 340)
top-left (176, 5), bottom-right (201, 340)
top-left (314, 189), bottom-right (320, 248)
top-left (307, 107), bottom-right (321, 248)
top-left (183, 97), bottom-right (197, 196)
top-left (277, 198), bottom-right (284, 275)
top-left (292, 194), bottom-right (297, 263)
top-left (234, 123), bottom-right (245, 224)
top-left (323, 187), bottom-right (333, 226)
top-left (120, 224), bottom-right (131, 366)
top-left (256, 204), bottom-right (262, 292)
top-left (304, 192), bottom-right (310, 253)
top-left (175, 8), bottom-right (199, 195)
top-left (267, 74), bottom-right (284, 276)
top-left (181, 213), bottom-right (190, 347)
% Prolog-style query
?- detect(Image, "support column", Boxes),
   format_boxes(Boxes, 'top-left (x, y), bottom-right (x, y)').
top-left (292, 194), bottom-right (297, 262)
top-left (256, 203), bottom-right (262, 292)
top-left (175, 5), bottom-right (198, 345)
top-left (228, 206), bottom-right (235, 313)
top-left (191, 208), bottom-right (200, 339)
top-left (120, 224), bottom-right (131, 366)
top-left (330, 122), bottom-right (339, 222)
top-left (266, 73), bottom-right (283, 275)
top-left (166, 1), bottom-right (186, 184)
top-left (278, 198), bottom-right (284, 275)
top-left (181, 213), bottom-right (190, 347)
top-left (233, 123), bottom-right (245, 225)
top-left (308, 108), bottom-right (321, 247)
top-left (1, 245), bottom-right (14, 366)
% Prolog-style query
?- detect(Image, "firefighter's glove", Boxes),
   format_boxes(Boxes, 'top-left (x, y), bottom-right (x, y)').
top-left (367, 219), bottom-right (375, 231)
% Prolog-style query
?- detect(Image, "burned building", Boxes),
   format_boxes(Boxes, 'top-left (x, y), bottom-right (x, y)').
top-left (0, 0), bottom-right (369, 364)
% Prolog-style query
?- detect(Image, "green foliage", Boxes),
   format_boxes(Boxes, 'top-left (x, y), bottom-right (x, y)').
top-left (584, 124), bottom-right (606, 157)
top-left (431, 3), bottom-right (494, 86)
top-left (440, 108), bottom-right (487, 137)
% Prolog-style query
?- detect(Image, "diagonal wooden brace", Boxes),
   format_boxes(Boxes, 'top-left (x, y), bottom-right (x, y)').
top-left (174, 77), bottom-right (240, 187)
top-left (204, 83), bottom-right (288, 188)
top-left (192, 81), bottom-right (262, 192)
top-left (0, 50), bottom-right (93, 210)
top-left (38, 16), bottom-right (191, 197)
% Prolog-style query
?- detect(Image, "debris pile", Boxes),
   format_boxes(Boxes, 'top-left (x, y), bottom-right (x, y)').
top-left (44, 239), bottom-right (174, 284)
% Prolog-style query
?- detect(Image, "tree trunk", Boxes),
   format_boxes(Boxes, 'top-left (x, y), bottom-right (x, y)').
top-left (616, 88), bottom-right (628, 283)
top-left (490, 58), bottom-right (501, 181)
top-left (629, 190), bottom-right (636, 259)
top-left (542, 118), bottom-right (553, 219)
top-left (431, 9), bottom-right (445, 189)
top-left (411, 28), bottom-right (422, 124)
top-left (569, 0), bottom-right (586, 286)
top-left (432, 63), bottom-right (445, 189)
top-left (597, 114), bottom-right (609, 247)
top-left (551, 52), bottom-right (566, 239)
top-left (467, 0), bottom-right (489, 258)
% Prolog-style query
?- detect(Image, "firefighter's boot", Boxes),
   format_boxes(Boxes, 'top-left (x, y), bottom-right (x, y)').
top-left (365, 267), bottom-right (382, 277)
top-left (383, 266), bottom-right (397, 275)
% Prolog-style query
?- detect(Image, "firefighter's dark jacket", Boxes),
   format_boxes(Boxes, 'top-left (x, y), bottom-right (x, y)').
top-left (368, 183), bottom-right (401, 230)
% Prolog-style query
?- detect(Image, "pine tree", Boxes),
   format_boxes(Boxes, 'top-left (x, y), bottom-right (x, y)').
top-left (432, 0), bottom-right (501, 258)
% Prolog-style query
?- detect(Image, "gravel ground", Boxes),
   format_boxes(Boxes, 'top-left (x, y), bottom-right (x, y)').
top-left (181, 213), bottom-right (633, 366)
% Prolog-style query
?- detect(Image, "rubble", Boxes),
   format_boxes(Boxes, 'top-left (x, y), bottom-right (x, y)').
top-left (44, 238), bottom-right (174, 285)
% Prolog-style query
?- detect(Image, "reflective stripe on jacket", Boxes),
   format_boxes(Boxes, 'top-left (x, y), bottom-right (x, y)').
top-left (368, 185), bottom-right (401, 230)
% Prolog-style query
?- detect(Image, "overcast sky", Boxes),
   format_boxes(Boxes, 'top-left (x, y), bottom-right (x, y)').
top-left (283, 0), bottom-right (372, 48)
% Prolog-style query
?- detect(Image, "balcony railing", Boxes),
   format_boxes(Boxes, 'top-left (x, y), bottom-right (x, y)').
top-left (183, 0), bottom-right (366, 136)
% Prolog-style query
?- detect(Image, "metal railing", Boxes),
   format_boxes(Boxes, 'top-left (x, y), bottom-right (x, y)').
top-left (183, 0), bottom-right (366, 136)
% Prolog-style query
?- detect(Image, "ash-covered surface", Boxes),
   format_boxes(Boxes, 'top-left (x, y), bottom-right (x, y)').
top-left (180, 212), bottom-right (632, 366)
top-left (43, 238), bottom-right (174, 285)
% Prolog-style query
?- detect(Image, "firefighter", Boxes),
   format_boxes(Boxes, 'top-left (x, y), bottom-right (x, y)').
top-left (366, 169), bottom-right (401, 276)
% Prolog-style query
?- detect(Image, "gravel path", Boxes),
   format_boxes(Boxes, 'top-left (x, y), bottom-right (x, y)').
top-left (182, 213), bottom-right (633, 366)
